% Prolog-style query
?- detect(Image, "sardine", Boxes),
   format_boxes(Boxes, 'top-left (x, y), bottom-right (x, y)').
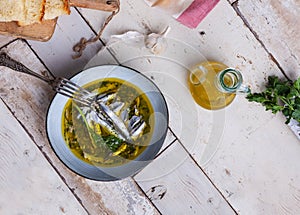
top-left (96, 91), bottom-right (117, 103)
top-left (75, 91), bottom-right (147, 143)
top-left (82, 108), bottom-right (125, 141)
top-left (94, 101), bottom-right (132, 143)
top-left (130, 121), bottom-right (146, 140)
top-left (128, 116), bottom-right (142, 130)
top-left (120, 108), bottom-right (129, 122)
top-left (109, 101), bottom-right (125, 115)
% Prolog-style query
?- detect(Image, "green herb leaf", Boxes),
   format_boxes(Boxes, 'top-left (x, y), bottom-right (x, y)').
top-left (247, 75), bottom-right (300, 124)
top-left (294, 77), bottom-right (300, 91)
top-left (246, 93), bottom-right (268, 103)
top-left (292, 109), bottom-right (300, 122)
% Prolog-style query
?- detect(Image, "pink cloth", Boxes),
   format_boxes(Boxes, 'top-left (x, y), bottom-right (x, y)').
top-left (177, 0), bottom-right (220, 28)
top-left (144, 0), bottom-right (220, 28)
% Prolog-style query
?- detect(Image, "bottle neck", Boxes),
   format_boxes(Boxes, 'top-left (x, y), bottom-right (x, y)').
top-left (216, 68), bottom-right (250, 94)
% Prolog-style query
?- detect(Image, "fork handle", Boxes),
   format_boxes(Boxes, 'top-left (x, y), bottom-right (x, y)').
top-left (0, 52), bottom-right (54, 83)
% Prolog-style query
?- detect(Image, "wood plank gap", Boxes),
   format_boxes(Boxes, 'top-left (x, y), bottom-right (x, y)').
top-left (105, 46), bottom-right (121, 65)
top-left (131, 135), bottom-right (178, 215)
top-left (173, 133), bottom-right (238, 214)
top-left (230, 1), bottom-right (290, 80)
top-left (133, 124), bottom-right (237, 213)
top-left (181, 139), bottom-right (238, 214)
top-left (131, 127), bottom-right (177, 178)
top-left (229, 0), bottom-right (239, 6)
top-left (74, 6), bottom-right (106, 47)
top-left (74, 7), bottom-right (121, 64)
top-left (154, 138), bottom-right (177, 159)
top-left (0, 97), bottom-right (91, 215)
top-left (130, 138), bottom-right (177, 178)
top-left (166, 126), bottom-right (178, 141)
top-left (130, 130), bottom-right (178, 214)
top-left (0, 38), bottom-right (19, 51)
top-left (23, 39), bottom-right (55, 79)
top-left (132, 178), bottom-right (163, 215)
top-left (0, 97), bottom-right (36, 142)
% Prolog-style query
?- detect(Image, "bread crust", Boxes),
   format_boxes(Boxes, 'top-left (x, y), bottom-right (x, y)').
top-left (40, 0), bottom-right (46, 21)
top-left (63, 0), bottom-right (71, 15)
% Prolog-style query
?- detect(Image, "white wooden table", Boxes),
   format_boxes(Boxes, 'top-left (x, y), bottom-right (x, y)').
top-left (1, 0), bottom-right (300, 214)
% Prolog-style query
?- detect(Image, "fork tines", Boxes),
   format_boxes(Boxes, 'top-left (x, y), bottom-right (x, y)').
top-left (54, 77), bottom-right (92, 106)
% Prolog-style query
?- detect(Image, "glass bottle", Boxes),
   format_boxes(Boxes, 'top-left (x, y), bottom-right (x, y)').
top-left (188, 61), bottom-right (250, 110)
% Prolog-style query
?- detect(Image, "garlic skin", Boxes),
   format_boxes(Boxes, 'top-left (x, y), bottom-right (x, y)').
top-left (108, 26), bottom-right (170, 55)
top-left (109, 31), bottom-right (145, 47)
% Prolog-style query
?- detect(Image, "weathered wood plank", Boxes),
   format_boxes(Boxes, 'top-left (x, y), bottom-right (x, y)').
top-left (28, 8), bottom-right (110, 78)
top-left (0, 35), bottom-right (14, 48)
top-left (227, 0), bottom-right (236, 4)
top-left (135, 141), bottom-right (236, 214)
top-left (234, 0), bottom-right (300, 80)
top-left (158, 129), bottom-right (176, 154)
top-left (90, 0), bottom-right (284, 161)
top-left (0, 39), bottom-right (113, 215)
top-left (204, 112), bottom-right (300, 214)
top-left (1, 0), bottom-right (299, 214)
top-left (79, 0), bottom-right (284, 91)
top-left (80, 0), bottom-right (300, 214)
top-left (0, 99), bottom-right (88, 215)
top-left (0, 39), bottom-right (160, 214)
top-left (85, 179), bottom-right (158, 215)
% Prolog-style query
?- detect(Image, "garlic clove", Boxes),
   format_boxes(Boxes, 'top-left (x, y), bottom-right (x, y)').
top-left (145, 33), bottom-right (161, 49)
top-left (145, 26), bottom-right (170, 54)
top-left (150, 37), bottom-right (167, 55)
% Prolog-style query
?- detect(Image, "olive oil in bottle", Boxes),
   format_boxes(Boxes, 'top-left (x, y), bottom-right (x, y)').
top-left (188, 61), bottom-right (248, 110)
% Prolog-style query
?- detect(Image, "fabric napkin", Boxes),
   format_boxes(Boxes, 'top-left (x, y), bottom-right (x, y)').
top-left (144, 0), bottom-right (220, 28)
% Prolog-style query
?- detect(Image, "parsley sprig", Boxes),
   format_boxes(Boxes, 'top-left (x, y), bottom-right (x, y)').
top-left (246, 76), bottom-right (300, 124)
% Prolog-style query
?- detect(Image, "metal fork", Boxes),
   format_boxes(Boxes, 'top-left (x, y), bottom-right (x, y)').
top-left (0, 52), bottom-right (93, 106)
top-left (0, 52), bottom-right (132, 142)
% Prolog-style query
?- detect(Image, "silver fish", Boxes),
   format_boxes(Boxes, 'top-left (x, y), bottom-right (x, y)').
top-left (93, 101), bottom-right (132, 143)
top-left (130, 120), bottom-right (146, 140)
top-left (76, 92), bottom-right (147, 142)
top-left (96, 91), bottom-right (117, 103)
top-left (120, 108), bottom-right (129, 122)
top-left (109, 101), bottom-right (125, 115)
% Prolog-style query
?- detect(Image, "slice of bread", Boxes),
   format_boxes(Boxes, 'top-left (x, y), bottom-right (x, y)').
top-left (0, 0), bottom-right (70, 26)
top-left (0, 0), bottom-right (26, 22)
top-left (44, 0), bottom-right (70, 20)
top-left (18, 0), bottom-right (46, 26)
